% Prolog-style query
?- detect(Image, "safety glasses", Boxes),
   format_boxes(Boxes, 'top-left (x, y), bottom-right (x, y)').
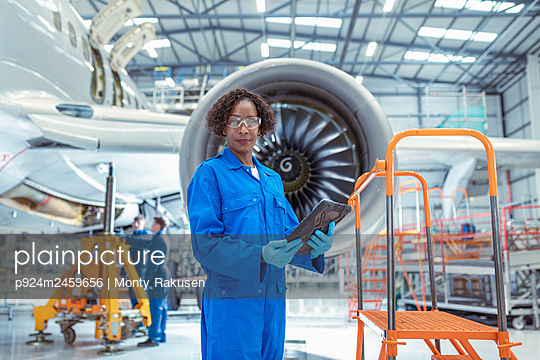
top-left (226, 116), bottom-right (261, 129)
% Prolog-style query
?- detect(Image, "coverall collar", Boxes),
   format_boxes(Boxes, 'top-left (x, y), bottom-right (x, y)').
top-left (221, 146), bottom-right (245, 169)
top-left (222, 146), bottom-right (270, 175)
top-left (221, 147), bottom-right (274, 188)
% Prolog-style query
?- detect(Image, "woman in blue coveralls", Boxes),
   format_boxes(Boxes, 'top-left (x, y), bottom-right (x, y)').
top-left (187, 88), bottom-right (335, 359)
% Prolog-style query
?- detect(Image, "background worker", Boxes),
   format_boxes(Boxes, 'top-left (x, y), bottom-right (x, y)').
top-left (126, 216), bottom-right (171, 348)
top-left (187, 88), bottom-right (334, 359)
top-left (124, 215), bottom-right (151, 308)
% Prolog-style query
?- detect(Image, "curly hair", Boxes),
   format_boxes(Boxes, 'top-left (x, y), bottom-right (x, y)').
top-left (205, 88), bottom-right (276, 137)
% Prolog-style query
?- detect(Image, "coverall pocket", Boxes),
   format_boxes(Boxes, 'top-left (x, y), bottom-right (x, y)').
top-left (222, 194), bottom-right (260, 214)
top-left (216, 299), bottom-right (264, 351)
top-left (221, 194), bottom-right (260, 234)
top-left (214, 275), bottom-right (237, 298)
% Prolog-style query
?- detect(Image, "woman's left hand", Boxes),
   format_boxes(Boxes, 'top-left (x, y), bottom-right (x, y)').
top-left (307, 221), bottom-right (335, 259)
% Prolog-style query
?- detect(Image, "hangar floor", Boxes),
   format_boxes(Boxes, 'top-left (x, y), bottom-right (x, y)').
top-left (1, 300), bottom-right (539, 359)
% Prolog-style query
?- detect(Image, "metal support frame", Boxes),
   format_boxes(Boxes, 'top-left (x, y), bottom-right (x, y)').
top-left (531, 270), bottom-right (540, 329)
top-left (82, 12), bottom-right (539, 21)
top-left (103, 163), bottom-right (115, 234)
top-left (338, 0), bottom-right (362, 69)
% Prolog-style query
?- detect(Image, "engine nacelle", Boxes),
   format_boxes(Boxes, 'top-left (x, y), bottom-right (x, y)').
top-left (180, 59), bottom-right (393, 252)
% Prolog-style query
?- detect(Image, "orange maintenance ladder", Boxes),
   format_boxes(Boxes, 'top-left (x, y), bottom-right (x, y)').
top-left (349, 129), bottom-right (522, 360)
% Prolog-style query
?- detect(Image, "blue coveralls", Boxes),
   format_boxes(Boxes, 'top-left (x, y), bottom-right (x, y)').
top-left (126, 230), bottom-right (170, 343)
top-left (187, 147), bottom-right (325, 360)
top-left (125, 229), bottom-right (151, 308)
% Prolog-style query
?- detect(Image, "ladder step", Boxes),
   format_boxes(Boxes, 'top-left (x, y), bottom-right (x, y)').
top-left (431, 356), bottom-right (472, 360)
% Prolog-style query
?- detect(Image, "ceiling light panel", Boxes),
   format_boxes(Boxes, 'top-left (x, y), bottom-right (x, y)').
top-left (296, 17), bottom-right (342, 28)
top-left (146, 39), bottom-right (171, 49)
top-left (298, 42), bottom-right (337, 52)
top-left (462, 56), bottom-right (477, 62)
top-left (266, 17), bottom-right (292, 25)
top-left (266, 38), bottom-right (337, 52)
top-left (444, 29), bottom-right (473, 40)
top-left (418, 26), bottom-right (498, 43)
top-left (256, 0), bottom-right (266, 13)
top-left (383, 0), bottom-right (397, 12)
top-left (472, 32), bottom-right (498, 42)
top-left (260, 42), bottom-right (270, 57)
top-left (267, 38), bottom-right (291, 48)
top-left (434, 0), bottom-right (525, 13)
top-left (266, 17), bottom-right (342, 28)
top-left (404, 51), bottom-right (430, 61)
top-left (404, 50), bottom-right (476, 63)
top-left (365, 42), bottom-right (378, 57)
top-left (499, 2), bottom-right (525, 13)
top-left (428, 54), bottom-right (452, 62)
top-left (145, 46), bottom-right (158, 58)
top-left (418, 26), bottom-right (447, 38)
top-left (434, 0), bottom-right (467, 9)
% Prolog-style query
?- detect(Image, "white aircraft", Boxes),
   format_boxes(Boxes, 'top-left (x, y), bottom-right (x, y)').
top-left (0, 0), bottom-right (189, 233)
top-left (1, 0), bottom-right (540, 250)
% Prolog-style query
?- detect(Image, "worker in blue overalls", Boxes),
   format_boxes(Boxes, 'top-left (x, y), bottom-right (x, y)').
top-left (127, 216), bottom-right (171, 348)
top-left (126, 215), bottom-right (151, 308)
top-left (187, 88), bottom-right (335, 360)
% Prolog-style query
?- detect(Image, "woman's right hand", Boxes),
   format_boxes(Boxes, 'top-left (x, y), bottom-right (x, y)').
top-left (261, 239), bottom-right (303, 268)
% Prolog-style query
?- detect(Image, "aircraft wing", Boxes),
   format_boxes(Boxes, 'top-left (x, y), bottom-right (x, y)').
top-left (1, 94), bottom-right (189, 153)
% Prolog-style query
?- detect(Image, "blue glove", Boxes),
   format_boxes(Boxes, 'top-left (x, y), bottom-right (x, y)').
top-left (262, 238), bottom-right (303, 268)
top-left (308, 221), bottom-right (335, 259)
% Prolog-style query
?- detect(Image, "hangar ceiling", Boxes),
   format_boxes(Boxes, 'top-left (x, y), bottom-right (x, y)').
top-left (73, 0), bottom-right (540, 92)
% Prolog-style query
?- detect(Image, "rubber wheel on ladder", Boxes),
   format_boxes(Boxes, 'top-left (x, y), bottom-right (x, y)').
top-left (512, 316), bottom-right (526, 330)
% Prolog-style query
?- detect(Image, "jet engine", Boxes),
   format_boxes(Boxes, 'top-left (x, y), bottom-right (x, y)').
top-left (180, 59), bottom-right (393, 248)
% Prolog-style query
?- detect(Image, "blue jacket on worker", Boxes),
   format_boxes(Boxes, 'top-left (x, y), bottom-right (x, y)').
top-left (187, 147), bottom-right (325, 359)
top-left (123, 229), bottom-right (151, 308)
top-left (145, 230), bottom-right (170, 343)
top-left (125, 229), bottom-right (170, 343)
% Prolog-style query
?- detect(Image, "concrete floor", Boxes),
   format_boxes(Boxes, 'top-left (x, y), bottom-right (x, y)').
top-left (1, 300), bottom-right (539, 359)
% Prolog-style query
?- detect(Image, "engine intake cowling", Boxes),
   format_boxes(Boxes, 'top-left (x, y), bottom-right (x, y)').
top-left (180, 59), bottom-right (393, 252)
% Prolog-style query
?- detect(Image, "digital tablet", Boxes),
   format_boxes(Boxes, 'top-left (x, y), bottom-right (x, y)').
top-left (287, 199), bottom-right (352, 255)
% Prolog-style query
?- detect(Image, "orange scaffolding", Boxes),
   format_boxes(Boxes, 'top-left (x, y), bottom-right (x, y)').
top-left (349, 129), bottom-right (521, 360)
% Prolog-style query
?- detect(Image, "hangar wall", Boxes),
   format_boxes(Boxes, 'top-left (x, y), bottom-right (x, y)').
top-left (502, 56), bottom-right (540, 223)
top-left (375, 92), bottom-right (503, 137)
